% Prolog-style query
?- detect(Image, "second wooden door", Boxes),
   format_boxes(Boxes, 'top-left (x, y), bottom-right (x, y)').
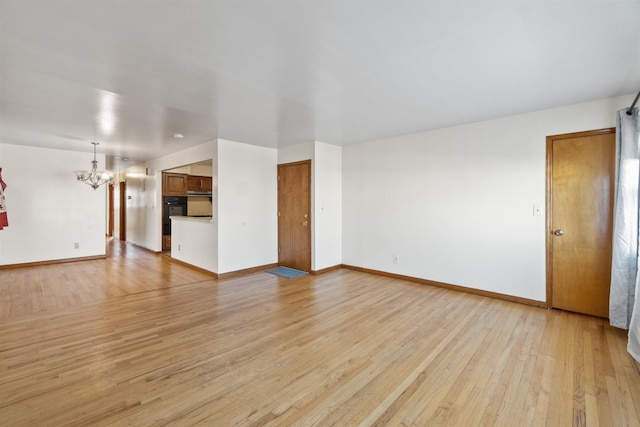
top-left (547, 129), bottom-right (615, 318)
top-left (278, 161), bottom-right (311, 272)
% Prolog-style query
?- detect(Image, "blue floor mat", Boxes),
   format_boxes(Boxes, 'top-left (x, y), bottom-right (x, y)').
top-left (265, 266), bottom-right (309, 279)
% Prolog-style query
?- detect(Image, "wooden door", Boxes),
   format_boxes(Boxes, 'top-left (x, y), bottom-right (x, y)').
top-left (278, 161), bottom-right (311, 271)
top-left (119, 181), bottom-right (126, 242)
top-left (108, 183), bottom-right (114, 237)
top-left (547, 128), bottom-right (615, 318)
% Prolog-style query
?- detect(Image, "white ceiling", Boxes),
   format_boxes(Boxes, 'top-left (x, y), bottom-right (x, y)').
top-left (1, 1), bottom-right (639, 171)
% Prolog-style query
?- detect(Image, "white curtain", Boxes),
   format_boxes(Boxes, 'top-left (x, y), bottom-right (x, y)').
top-left (610, 107), bottom-right (640, 362)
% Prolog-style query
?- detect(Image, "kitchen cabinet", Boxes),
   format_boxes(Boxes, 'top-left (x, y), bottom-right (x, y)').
top-left (200, 176), bottom-right (212, 192)
top-left (187, 175), bottom-right (212, 193)
top-left (162, 234), bottom-right (171, 251)
top-left (163, 173), bottom-right (187, 196)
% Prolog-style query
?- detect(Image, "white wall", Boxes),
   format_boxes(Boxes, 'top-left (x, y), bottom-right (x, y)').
top-left (313, 142), bottom-right (342, 270)
top-left (165, 164), bottom-right (213, 176)
top-left (189, 164), bottom-right (213, 176)
top-left (278, 142), bottom-right (314, 164)
top-left (343, 94), bottom-right (635, 302)
top-left (0, 144), bottom-right (107, 265)
top-left (217, 139), bottom-right (277, 273)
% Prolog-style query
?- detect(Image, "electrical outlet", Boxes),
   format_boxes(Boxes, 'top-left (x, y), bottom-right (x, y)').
top-left (74, 242), bottom-right (79, 249)
top-left (393, 255), bottom-right (400, 264)
top-left (178, 244), bottom-right (181, 251)
top-left (533, 204), bottom-right (544, 217)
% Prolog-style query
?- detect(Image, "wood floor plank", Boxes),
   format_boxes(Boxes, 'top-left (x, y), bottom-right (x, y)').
top-left (1, 240), bottom-right (639, 426)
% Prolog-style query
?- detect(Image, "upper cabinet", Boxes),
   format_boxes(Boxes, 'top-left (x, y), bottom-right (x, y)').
top-left (163, 173), bottom-right (188, 196)
top-left (201, 177), bottom-right (213, 192)
top-left (187, 175), bottom-right (212, 193)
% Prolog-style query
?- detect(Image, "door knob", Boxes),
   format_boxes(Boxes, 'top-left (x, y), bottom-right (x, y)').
top-left (302, 221), bottom-right (308, 226)
top-left (553, 229), bottom-right (564, 236)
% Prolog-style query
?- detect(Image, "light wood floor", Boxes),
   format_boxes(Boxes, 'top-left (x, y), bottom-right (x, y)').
top-left (1, 241), bottom-right (639, 426)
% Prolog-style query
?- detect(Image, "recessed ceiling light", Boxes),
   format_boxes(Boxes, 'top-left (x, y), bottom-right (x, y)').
top-left (173, 133), bottom-right (184, 139)
top-left (122, 157), bottom-right (130, 161)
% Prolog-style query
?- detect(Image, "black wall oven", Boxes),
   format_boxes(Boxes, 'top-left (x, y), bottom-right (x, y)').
top-left (163, 196), bottom-right (187, 235)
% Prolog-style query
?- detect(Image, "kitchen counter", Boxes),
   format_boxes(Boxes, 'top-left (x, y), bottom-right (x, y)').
top-left (170, 215), bottom-right (213, 222)
top-left (169, 216), bottom-right (216, 272)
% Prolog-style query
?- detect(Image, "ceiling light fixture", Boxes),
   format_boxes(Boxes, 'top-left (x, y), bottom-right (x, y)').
top-left (74, 142), bottom-right (113, 190)
top-left (173, 133), bottom-right (184, 139)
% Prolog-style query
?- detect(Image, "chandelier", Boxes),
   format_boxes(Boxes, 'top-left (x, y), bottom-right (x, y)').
top-left (74, 142), bottom-right (113, 190)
